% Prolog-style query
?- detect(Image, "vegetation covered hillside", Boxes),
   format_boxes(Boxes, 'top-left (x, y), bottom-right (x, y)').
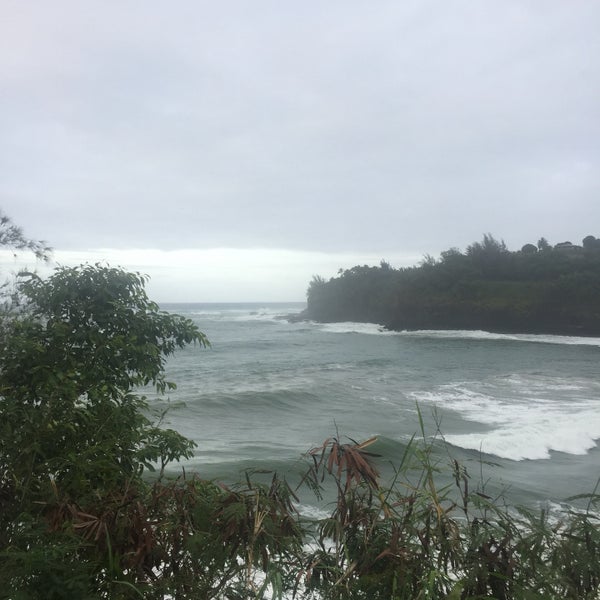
top-left (306, 235), bottom-right (600, 336)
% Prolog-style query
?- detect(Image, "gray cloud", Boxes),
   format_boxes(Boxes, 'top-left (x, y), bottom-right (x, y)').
top-left (1, 1), bottom-right (599, 260)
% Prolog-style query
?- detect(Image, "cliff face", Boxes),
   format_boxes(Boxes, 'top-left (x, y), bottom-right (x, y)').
top-left (305, 239), bottom-right (600, 336)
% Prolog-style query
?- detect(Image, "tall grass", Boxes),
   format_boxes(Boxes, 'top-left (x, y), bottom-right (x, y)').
top-left (293, 423), bottom-right (600, 600)
top-left (2, 428), bottom-right (598, 599)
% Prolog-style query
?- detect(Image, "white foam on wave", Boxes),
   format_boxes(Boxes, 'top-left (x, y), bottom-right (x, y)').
top-left (504, 373), bottom-right (586, 392)
top-left (298, 504), bottom-right (332, 521)
top-left (229, 311), bottom-right (288, 322)
top-left (411, 375), bottom-right (600, 461)
top-left (319, 321), bottom-right (396, 335)
top-left (191, 306), bottom-right (305, 323)
top-left (315, 323), bottom-right (600, 347)
top-left (400, 329), bottom-right (600, 347)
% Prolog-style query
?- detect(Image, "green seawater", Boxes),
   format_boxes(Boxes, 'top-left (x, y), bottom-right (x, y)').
top-left (154, 302), bottom-right (600, 511)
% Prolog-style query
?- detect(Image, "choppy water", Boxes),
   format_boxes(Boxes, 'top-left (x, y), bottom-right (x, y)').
top-left (153, 302), bottom-right (600, 508)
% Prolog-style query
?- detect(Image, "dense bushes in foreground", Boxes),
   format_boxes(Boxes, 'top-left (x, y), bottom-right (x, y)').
top-left (1, 262), bottom-right (599, 599)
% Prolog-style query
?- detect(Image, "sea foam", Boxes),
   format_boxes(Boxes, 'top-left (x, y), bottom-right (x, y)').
top-left (316, 323), bottom-right (600, 347)
top-left (399, 329), bottom-right (600, 347)
top-left (318, 321), bottom-right (396, 335)
top-left (411, 376), bottom-right (600, 461)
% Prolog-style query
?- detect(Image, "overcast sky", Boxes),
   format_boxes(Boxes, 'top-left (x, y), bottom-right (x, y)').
top-left (1, 1), bottom-right (599, 301)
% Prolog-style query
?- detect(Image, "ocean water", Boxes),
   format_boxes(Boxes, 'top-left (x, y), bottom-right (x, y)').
top-left (153, 302), bottom-right (600, 509)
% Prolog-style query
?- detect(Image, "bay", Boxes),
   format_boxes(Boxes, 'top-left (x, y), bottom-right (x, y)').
top-left (152, 302), bottom-right (600, 510)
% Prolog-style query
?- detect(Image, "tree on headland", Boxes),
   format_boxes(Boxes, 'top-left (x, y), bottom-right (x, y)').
top-left (521, 243), bottom-right (538, 254)
top-left (419, 254), bottom-right (437, 267)
top-left (305, 232), bottom-right (600, 336)
top-left (466, 233), bottom-right (508, 257)
top-left (440, 246), bottom-right (463, 263)
top-left (582, 234), bottom-right (600, 251)
top-left (537, 236), bottom-right (551, 252)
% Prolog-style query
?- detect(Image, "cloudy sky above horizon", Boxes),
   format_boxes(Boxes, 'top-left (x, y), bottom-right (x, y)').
top-left (1, 1), bottom-right (599, 301)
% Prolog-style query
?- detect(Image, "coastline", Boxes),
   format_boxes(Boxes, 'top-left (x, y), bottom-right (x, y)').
top-left (285, 310), bottom-right (600, 338)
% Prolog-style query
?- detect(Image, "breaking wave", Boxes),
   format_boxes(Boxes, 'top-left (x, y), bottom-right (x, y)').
top-left (410, 375), bottom-right (600, 461)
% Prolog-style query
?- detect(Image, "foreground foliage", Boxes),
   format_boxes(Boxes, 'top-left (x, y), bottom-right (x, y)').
top-left (297, 432), bottom-right (600, 600)
top-left (0, 262), bottom-right (599, 599)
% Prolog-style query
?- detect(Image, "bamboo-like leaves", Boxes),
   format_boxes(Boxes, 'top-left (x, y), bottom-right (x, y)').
top-left (308, 435), bottom-right (381, 493)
